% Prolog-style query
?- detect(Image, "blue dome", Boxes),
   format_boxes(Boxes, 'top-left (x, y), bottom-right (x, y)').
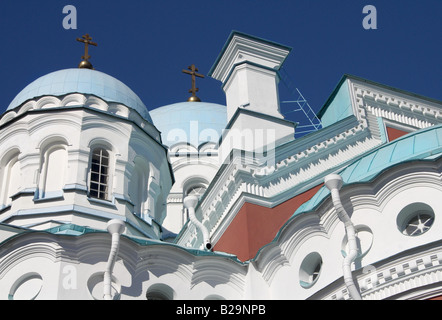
top-left (7, 68), bottom-right (152, 123)
top-left (150, 102), bottom-right (227, 148)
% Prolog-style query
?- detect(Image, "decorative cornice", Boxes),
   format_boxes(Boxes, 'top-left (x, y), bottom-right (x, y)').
top-left (0, 93), bottom-right (163, 147)
top-left (320, 240), bottom-right (442, 300)
top-left (209, 31), bottom-right (291, 82)
top-left (167, 193), bottom-right (183, 204)
top-left (191, 257), bottom-right (248, 294)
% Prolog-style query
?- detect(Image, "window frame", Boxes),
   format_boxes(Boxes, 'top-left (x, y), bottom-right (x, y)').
top-left (38, 145), bottom-right (67, 199)
top-left (0, 150), bottom-right (21, 206)
top-left (88, 147), bottom-right (112, 201)
top-left (397, 202), bottom-right (435, 237)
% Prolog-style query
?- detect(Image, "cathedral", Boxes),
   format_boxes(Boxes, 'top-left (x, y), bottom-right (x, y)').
top-left (0, 30), bottom-right (441, 300)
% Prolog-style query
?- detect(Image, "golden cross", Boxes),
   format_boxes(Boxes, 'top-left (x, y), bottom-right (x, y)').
top-left (182, 64), bottom-right (204, 101)
top-left (76, 34), bottom-right (97, 61)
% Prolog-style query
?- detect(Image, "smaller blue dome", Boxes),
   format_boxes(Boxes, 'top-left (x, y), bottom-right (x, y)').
top-left (7, 68), bottom-right (152, 123)
top-left (150, 102), bottom-right (227, 148)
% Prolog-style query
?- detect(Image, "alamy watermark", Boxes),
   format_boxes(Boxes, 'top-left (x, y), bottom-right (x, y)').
top-left (62, 4), bottom-right (377, 31)
top-left (165, 120), bottom-right (277, 172)
top-left (62, 264), bottom-right (78, 290)
top-left (62, 5), bottom-right (77, 30)
top-left (362, 5), bottom-right (377, 30)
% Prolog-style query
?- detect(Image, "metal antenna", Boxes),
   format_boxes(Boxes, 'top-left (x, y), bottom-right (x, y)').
top-left (278, 67), bottom-right (322, 138)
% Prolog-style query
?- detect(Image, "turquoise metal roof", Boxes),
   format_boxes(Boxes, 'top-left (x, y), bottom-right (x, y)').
top-left (319, 78), bottom-right (353, 128)
top-left (294, 124), bottom-right (442, 215)
top-left (7, 68), bottom-right (152, 123)
top-left (150, 101), bottom-right (227, 148)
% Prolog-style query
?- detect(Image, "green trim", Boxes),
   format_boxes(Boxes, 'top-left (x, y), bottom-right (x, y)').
top-left (45, 223), bottom-right (101, 235)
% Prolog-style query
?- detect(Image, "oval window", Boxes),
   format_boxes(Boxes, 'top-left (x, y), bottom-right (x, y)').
top-left (9, 273), bottom-right (43, 300)
top-left (299, 252), bottom-right (322, 288)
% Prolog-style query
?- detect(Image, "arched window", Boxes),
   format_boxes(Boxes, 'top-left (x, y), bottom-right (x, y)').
top-left (0, 152), bottom-right (21, 205)
top-left (89, 148), bottom-right (110, 200)
top-left (129, 160), bottom-right (149, 218)
top-left (39, 145), bottom-right (67, 199)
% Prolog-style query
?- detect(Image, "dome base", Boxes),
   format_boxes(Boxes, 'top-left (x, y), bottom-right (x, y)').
top-left (187, 96), bottom-right (201, 102)
top-left (78, 60), bottom-right (94, 69)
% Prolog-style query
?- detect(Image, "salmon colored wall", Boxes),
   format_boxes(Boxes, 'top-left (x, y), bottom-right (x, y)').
top-left (213, 184), bottom-right (323, 261)
top-left (386, 126), bottom-right (409, 142)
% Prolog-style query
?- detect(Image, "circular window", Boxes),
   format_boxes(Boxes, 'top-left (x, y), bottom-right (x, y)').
top-left (299, 252), bottom-right (322, 289)
top-left (397, 202), bottom-right (435, 237)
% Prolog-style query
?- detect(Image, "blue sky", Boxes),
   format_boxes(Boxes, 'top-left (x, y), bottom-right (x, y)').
top-left (0, 0), bottom-right (440, 125)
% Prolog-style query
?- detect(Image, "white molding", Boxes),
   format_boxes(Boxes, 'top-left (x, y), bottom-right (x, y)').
top-left (210, 32), bottom-right (291, 83)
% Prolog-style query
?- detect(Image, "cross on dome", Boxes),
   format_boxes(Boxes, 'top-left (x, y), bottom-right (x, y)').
top-left (76, 33), bottom-right (98, 69)
top-left (182, 64), bottom-right (204, 102)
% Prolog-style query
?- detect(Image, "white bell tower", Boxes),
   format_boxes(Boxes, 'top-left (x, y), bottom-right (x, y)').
top-left (209, 31), bottom-right (292, 121)
top-left (209, 31), bottom-right (296, 158)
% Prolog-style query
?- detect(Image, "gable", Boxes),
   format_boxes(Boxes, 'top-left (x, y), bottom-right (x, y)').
top-left (213, 184), bottom-right (322, 261)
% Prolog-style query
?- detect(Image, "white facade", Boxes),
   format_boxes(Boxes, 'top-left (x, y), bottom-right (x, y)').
top-left (0, 31), bottom-right (441, 301)
top-left (0, 71), bottom-right (173, 237)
